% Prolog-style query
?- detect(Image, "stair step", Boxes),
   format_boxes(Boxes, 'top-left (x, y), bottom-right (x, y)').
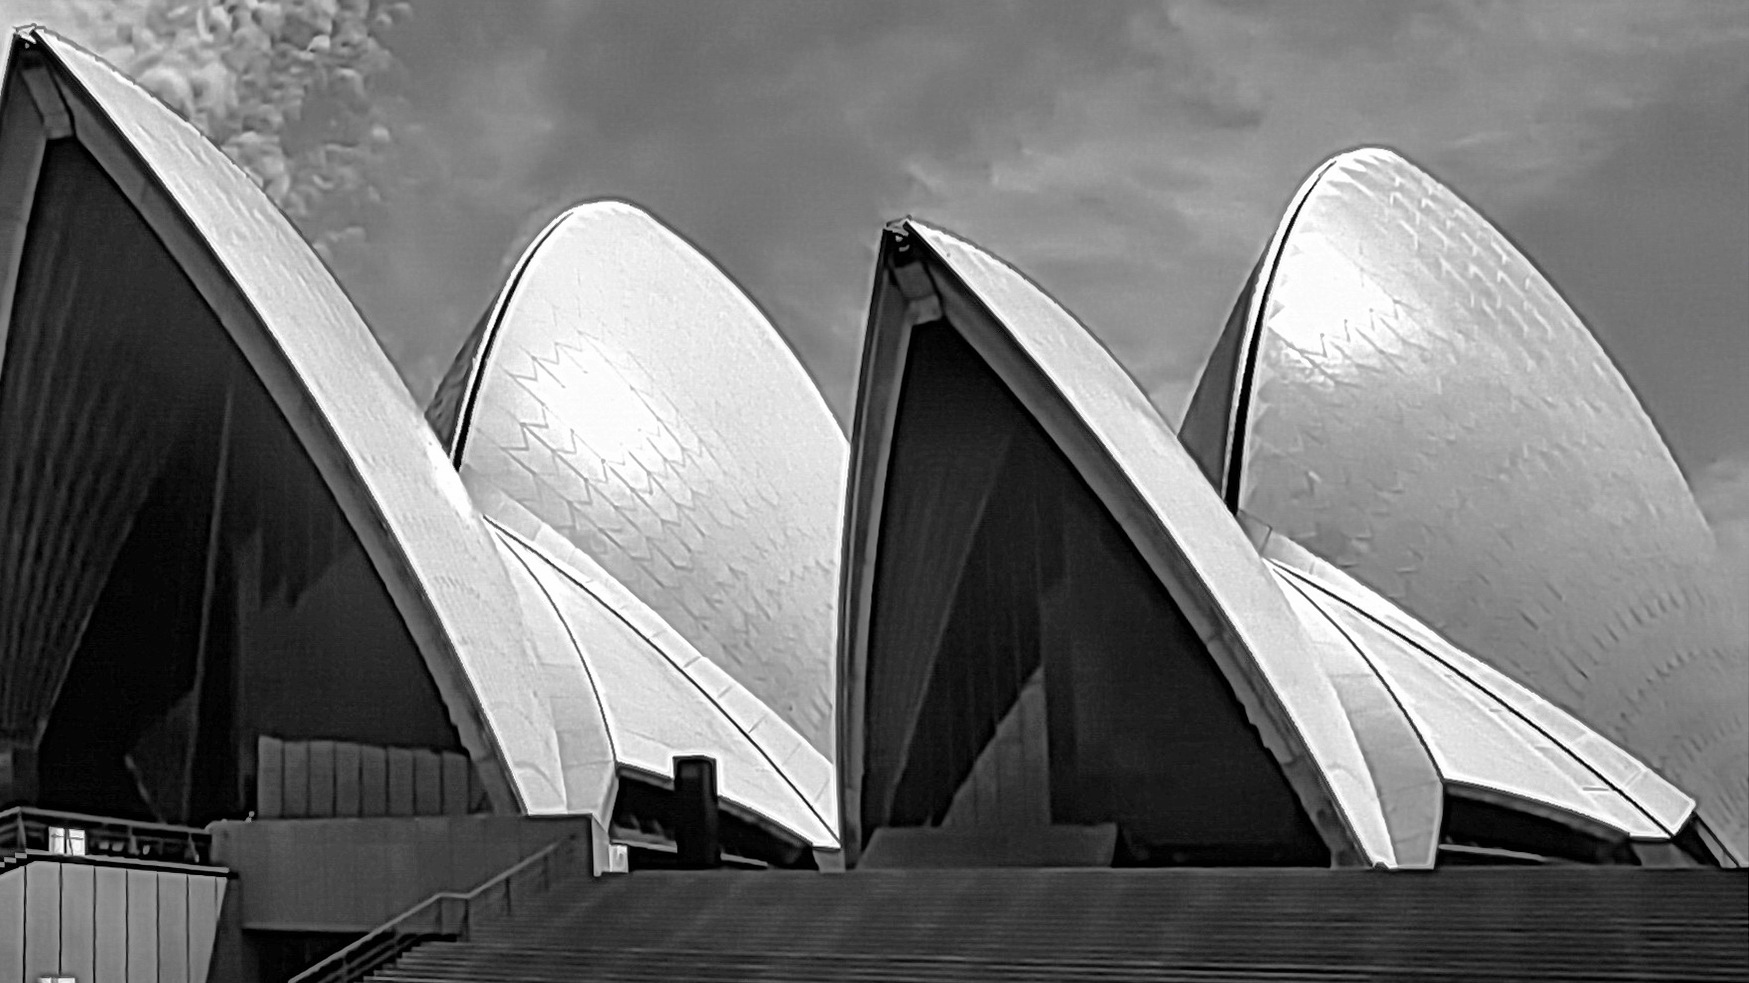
top-left (354, 868), bottom-right (1748, 983)
top-left (366, 944), bottom-right (1748, 983)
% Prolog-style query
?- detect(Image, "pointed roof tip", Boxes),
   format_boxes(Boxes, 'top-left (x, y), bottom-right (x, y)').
top-left (904, 216), bottom-right (957, 237)
top-left (506, 201), bottom-right (824, 375)
top-left (529, 198), bottom-right (661, 243)
top-left (536, 197), bottom-right (737, 267)
top-left (516, 198), bottom-right (728, 260)
top-left (555, 196), bottom-right (652, 221)
top-left (1297, 146), bottom-right (1421, 195)
top-left (504, 197), bottom-right (771, 312)
top-left (1323, 145), bottom-right (1412, 169)
top-left (9, 23), bottom-right (50, 55)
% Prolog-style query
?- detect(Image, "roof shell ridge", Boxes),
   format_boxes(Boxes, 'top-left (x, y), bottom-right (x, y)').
top-left (474, 487), bottom-right (839, 844)
top-left (1261, 527), bottom-right (1695, 836)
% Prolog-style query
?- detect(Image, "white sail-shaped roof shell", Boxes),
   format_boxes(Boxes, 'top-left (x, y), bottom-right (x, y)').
top-left (1181, 147), bottom-right (1748, 855)
top-left (840, 218), bottom-right (1406, 868)
top-left (8, 30), bottom-right (837, 851)
top-left (8, 27), bottom-right (604, 817)
top-left (431, 202), bottom-right (847, 758)
top-left (1252, 518), bottom-right (1697, 851)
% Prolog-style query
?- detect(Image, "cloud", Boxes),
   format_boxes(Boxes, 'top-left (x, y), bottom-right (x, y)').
top-left (130, 2), bottom-right (413, 267)
top-left (899, 0), bottom-right (1749, 399)
top-left (6, 0), bottom-right (417, 351)
top-left (5, 0), bottom-right (1742, 475)
top-left (350, 0), bottom-right (1745, 425)
top-left (367, 1), bottom-right (1158, 407)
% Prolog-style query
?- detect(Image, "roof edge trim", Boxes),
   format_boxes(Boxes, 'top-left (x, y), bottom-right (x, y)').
top-left (487, 524), bottom-right (621, 769)
top-left (1223, 152), bottom-right (1354, 508)
top-left (476, 493), bottom-right (838, 845)
top-left (1271, 564), bottom-right (1444, 867)
top-left (1257, 524), bottom-right (1696, 838)
top-left (446, 208), bottom-right (573, 466)
top-left (448, 198), bottom-right (840, 467)
top-left (836, 231), bottom-right (920, 866)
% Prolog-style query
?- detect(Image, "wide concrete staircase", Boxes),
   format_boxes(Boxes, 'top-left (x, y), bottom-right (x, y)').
top-left (366, 867), bottom-right (1747, 982)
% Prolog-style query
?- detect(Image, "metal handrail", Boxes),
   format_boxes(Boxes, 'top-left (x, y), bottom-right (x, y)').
top-left (0, 805), bottom-right (213, 836)
top-left (0, 806), bottom-right (212, 865)
top-left (289, 833), bottom-right (585, 983)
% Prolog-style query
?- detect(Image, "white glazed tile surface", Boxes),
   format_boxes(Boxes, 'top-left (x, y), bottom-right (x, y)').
top-left (445, 203), bottom-right (846, 755)
top-left (1194, 147), bottom-right (1745, 853)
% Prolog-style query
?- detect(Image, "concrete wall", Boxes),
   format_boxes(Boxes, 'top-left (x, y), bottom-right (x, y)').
top-left (209, 814), bottom-right (598, 933)
top-left (0, 857), bottom-right (228, 983)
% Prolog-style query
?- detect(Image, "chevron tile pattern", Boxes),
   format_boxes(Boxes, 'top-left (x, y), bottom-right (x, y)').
top-left (441, 204), bottom-right (846, 755)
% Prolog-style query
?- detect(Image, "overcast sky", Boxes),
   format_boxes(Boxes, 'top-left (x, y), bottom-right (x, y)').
top-left (12, 0), bottom-right (1749, 589)
top-left (368, 0), bottom-right (1749, 595)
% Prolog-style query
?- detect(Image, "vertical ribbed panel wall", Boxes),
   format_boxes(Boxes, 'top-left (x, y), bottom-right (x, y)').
top-left (0, 858), bottom-right (226, 983)
top-left (0, 142), bottom-right (201, 774)
top-left (254, 736), bottom-right (489, 819)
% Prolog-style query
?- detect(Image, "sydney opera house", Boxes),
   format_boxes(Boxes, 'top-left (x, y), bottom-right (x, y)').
top-left (0, 24), bottom-right (1742, 983)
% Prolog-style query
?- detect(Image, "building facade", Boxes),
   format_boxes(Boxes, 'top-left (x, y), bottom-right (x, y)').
top-left (0, 23), bottom-right (1740, 983)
